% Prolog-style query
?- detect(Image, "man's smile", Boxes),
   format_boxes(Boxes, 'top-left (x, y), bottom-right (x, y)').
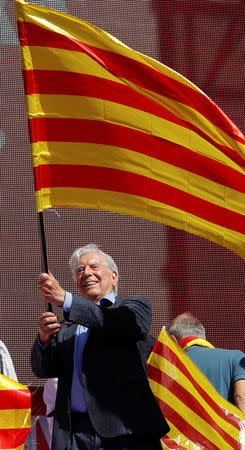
top-left (83, 279), bottom-right (99, 288)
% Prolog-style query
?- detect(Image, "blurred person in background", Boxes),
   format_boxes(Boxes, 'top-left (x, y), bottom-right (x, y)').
top-left (0, 339), bottom-right (18, 381)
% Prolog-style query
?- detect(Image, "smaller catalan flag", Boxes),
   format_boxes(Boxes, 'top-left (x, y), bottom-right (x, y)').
top-left (0, 375), bottom-right (31, 450)
top-left (147, 329), bottom-right (245, 449)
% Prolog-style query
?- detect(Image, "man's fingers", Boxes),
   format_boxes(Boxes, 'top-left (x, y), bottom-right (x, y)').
top-left (39, 318), bottom-right (60, 328)
top-left (39, 272), bottom-right (50, 282)
top-left (38, 276), bottom-right (54, 290)
top-left (48, 270), bottom-right (55, 279)
top-left (38, 274), bottom-right (65, 307)
top-left (40, 312), bottom-right (57, 320)
top-left (40, 324), bottom-right (61, 335)
top-left (39, 313), bottom-right (60, 328)
top-left (45, 322), bottom-right (61, 332)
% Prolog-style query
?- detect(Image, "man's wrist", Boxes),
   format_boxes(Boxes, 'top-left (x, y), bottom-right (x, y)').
top-left (39, 333), bottom-right (51, 346)
top-left (56, 289), bottom-right (66, 307)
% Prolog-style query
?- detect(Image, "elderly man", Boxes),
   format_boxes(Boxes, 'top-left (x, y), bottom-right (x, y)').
top-left (31, 244), bottom-right (169, 450)
top-left (167, 312), bottom-right (245, 416)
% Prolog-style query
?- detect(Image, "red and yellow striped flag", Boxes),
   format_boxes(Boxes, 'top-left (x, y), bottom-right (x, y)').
top-left (0, 375), bottom-right (31, 450)
top-left (16, 0), bottom-right (245, 259)
top-left (147, 329), bottom-right (245, 449)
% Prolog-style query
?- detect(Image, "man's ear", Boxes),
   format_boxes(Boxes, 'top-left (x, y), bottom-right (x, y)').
top-left (111, 271), bottom-right (118, 286)
top-left (170, 334), bottom-right (179, 344)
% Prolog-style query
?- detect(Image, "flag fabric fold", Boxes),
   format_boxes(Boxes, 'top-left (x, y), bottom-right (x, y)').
top-left (0, 375), bottom-right (31, 450)
top-left (16, 0), bottom-right (245, 259)
top-left (147, 329), bottom-right (245, 449)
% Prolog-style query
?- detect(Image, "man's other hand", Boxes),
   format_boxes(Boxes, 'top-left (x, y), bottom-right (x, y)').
top-left (38, 312), bottom-right (61, 344)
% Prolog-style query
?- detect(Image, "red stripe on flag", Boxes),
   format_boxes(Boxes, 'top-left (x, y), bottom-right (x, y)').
top-left (151, 341), bottom-right (241, 430)
top-left (29, 118), bottom-right (245, 194)
top-left (17, 21), bottom-right (245, 145)
top-left (0, 428), bottom-right (30, 449)
top-left (33, 164), bottom-right (245, 235)
top-left (148, 363), bottom-right (240, 449)
top-left (0, 389), bottom-right (31, 409)
top-left (156, 397), bottom-right (225, 450)
top-left (24, 70), bottom-right (245, 169)
top-left (161, 435), bottom-right (190, 450)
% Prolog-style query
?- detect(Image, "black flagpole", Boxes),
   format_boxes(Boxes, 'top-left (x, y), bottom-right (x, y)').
top-left (38, 211), bottom-right (53, 312)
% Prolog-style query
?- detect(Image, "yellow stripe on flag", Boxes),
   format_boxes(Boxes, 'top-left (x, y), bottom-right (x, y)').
top-left (0, 376), bottom-right (29, 392)
top-left (0, 409), bottom-right (31, 430)
top-left (20, 46), bottom-right (125, 85)
top-left (34, 187), bottom-right (245, 259)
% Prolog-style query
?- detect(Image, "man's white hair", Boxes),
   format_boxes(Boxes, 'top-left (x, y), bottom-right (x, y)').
top-left (69, 244), bottom-right (119, 295)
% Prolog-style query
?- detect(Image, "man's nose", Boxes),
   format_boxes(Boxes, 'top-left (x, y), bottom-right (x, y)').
top-left (83, 265), bottom-right (93, 275)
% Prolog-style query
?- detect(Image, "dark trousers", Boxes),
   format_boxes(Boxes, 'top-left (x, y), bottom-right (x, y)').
top-left (66, 413), bottom-right (162, 450)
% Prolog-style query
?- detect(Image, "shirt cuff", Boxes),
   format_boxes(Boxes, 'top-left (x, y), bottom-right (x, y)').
top-left (63, 291), bottom-right (72, 312)
top-left (38, 336), bottom-right (50, 349)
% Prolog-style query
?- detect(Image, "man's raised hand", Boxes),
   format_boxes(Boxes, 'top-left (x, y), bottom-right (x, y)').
top-left (38, 271), bottom-right (65, 306)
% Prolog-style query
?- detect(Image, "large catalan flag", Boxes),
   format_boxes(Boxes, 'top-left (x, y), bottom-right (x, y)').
top-left (16, 0), bottom-right (245, 259)
top-left (0, 375), bottom-right (31, 450)
top-left (147, 329), bottom-right (245, 449)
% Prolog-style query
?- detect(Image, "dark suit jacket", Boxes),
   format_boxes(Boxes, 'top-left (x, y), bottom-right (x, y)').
top-left (31, 295), bottom-right (169, 449)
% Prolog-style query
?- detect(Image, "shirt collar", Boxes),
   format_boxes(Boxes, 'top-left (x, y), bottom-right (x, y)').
top-left (97, 291), bottom-right (116, 305)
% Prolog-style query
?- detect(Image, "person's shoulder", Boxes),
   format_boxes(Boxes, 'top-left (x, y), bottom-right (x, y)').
top-left (229, 349), bottom-right (245, 361)
top-left (116, 295), bottom-right (149, 302)
top-left (214, 348), bottom-right (245, 361)
top-left (0, 340), bottom-right (10, 354)
top-left (215, 348), bottom-right (244, 355)
top-left (116, 295), bottom-right (151, 308)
